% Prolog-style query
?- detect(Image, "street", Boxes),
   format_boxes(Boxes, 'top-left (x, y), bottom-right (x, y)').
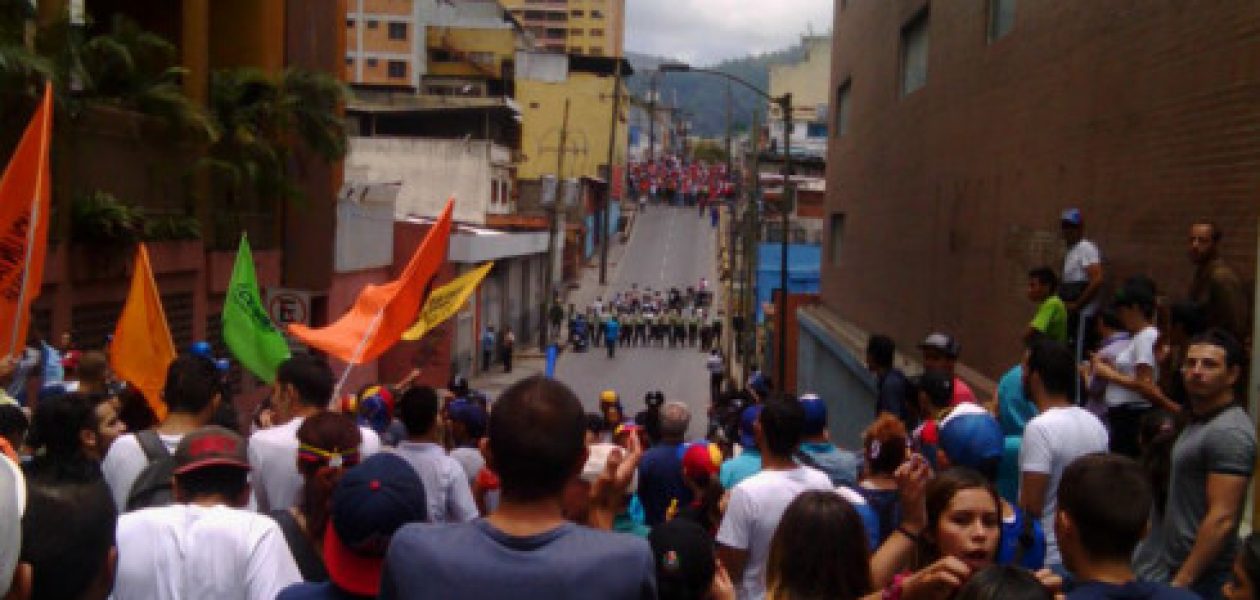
top-left (555, 202), bottom-right (719, 440)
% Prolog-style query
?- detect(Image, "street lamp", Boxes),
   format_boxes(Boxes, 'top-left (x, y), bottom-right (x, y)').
top-left (659, 62), bottom-right (794, 393)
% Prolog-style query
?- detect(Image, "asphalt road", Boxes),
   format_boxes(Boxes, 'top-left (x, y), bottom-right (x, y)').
top-left (555, 202), bottom-right (720, 440)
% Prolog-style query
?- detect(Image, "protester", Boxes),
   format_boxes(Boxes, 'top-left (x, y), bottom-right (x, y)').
top-left (918, 332), bottom-right (979, 405)
top-left (649, 518), bottom-right (733, 600)
top-left (796, 393), bottom-right (860, 487)
top-left (707, 349), bottom-right (724, 404)
top-left (391, 385), bottom-right (478, 523)
top-left (567, 440), bottom-right (647, 537)
top-left (1019, 339), bottom-right (1109, 576)
top-left (481, 325), bottom-right (496, 371)
top-left (278, 453), bottom-right (427, 599)
top-left (501, 326), bottom-right (516, 372)
top-left (765, 490), bottom-right (873, 600)
top-left (1058, 453), bottom-right (1197, 600)
top-left (67, 350), bottom-right (110, 395)
top-left (9, 477), bottom-right (116, 600)
top-left (113, 426), bottom-right (302, 599)
top-left (716, 396), bottom-right (833, 599)
top-left (1089, 277), bottom-right (1181, 456)
top-left (638, 400), bottom-right (691, 526)
top-left (102, 354), bottom-right (220, 510)
top-left (937, 409), bottom-right (1046, 570)
top-left (867, 334), bottom-right (915, 429)
top-left (25, 391), bottom-right (124, 483)
top-left (719, 404), bottom-right (763, 489)
top-left (994, 362), bottom-right (1036, 503)
top-left (1059, 208), bottom-right (1105, 358)
top-left (1026, 266), bottom-right (1069, 343)
top-left (272, 412), bottom-right (362, 583)
top-left (1160, 329), bottom-right (1255, 597)
top-left (858, 413), bottom-right (908, 545)
top-left (0, 453), bottom-right (21, 596)
top-left (380, 376), bottom-right (656, 599)
top-left (1188, 222), bottom-right (1250, 344)
top-left (675, 441), bottom-right (724, 533)
top-left (248, 354), bottom-right (381, 513)
top-left (1082, 309), bottom-right (1130, 420)
top-left (446, 398), bottom-right (488, 486)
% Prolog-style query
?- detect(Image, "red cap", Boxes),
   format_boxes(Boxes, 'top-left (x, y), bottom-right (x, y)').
top-left (681, 443), bottom-right (721, 481)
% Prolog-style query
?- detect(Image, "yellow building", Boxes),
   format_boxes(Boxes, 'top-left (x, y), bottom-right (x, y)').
top-left (500, 0), bottom-right (625, 57)
top-left (515, 53), bottom-right (631, 183)
top-left (768, 35), bottom-right (832, 158)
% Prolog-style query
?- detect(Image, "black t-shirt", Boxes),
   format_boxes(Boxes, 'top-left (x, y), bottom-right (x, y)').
top-left (1068, 581), bottom-right (1200, 600)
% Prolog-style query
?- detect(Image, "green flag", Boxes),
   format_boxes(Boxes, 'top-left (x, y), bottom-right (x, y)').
top-left (222, 235), bottom-right (290, 382)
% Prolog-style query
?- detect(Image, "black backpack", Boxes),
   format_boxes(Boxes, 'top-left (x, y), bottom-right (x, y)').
top-left (125, 430), bottom-right (177, 511)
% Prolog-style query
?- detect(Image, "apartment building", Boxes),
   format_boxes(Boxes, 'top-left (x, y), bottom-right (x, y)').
top-left (500, 0), bottom-right (625, 57)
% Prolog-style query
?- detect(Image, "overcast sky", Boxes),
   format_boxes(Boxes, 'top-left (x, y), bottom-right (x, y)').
top-left (625, 0), bottom-right (833, 66)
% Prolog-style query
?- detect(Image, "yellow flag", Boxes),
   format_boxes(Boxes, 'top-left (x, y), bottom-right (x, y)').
top-left (110, 243), bottom-right (177, 420)
top-left (401, 262), bottom-right (493, 341)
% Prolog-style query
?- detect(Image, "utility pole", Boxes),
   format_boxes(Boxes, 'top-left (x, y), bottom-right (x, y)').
top-left (600, 59), bottom-right (623, 285)
top-left (540, 99), bottom-right (571, 350)
top-left (745, 110), bottom-right (761, 374)
top-left (647, 73), bottom-right (657, 163)
top-left (776, 93), bottom-right (793, 392)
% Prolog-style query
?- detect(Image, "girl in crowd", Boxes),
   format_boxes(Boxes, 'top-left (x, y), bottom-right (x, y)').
top-left (271, 412), bottom-right (361, 582)
top-left (766, 490), bottom-right (874, 600)
top-left (858, 413), bottom-right (909, 545)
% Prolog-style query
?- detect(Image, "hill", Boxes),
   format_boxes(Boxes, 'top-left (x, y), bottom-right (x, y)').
top-left (625, 43), bottom-right (809, 139)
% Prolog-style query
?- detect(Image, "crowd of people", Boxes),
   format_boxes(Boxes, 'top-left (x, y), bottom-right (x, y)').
top-left (0, 210), bottom-right (1256, 600)
top-left (552, 282), bottom-right (725, 359)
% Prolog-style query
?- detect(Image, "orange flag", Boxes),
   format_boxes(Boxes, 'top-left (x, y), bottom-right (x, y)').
top-left (110, 243), bottom-right (177, 420)
top-left (288, 198), bottom-right (454, 364)
top-left (0, 83), bottom-right (53, 357)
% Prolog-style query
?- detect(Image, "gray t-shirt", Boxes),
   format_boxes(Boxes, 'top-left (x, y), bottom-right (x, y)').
top-left (1162, 405), bottom-right (1257, 580)
top-left (380, 519), bottom-right (656, 600)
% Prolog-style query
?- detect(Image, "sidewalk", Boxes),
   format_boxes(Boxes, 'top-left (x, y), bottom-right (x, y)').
top-left (468, 207), bottom-right (639, 397)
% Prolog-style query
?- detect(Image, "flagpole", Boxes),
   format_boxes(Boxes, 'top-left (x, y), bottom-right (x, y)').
top-left (328, 305), bottom-right (388, 408)
top-left (9, 85), bottom-right (51, 355)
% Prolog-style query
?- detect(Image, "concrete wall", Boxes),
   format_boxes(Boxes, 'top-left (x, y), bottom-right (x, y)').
top-left (796, 306), bottom-right (879, 450)
top-left (825, 0), bottom-right (1260, 379)
top-left (346, 137), bottom-right (506, 224)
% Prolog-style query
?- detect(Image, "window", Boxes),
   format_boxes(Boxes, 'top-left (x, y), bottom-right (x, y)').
top-left (469, 51), bottom-right (495, 66)
top-left (346, 18), bottom-right (354, 28)
top-left (388, 22), bottom-right (407, 40)
top-left (344, 57), bottom-right (353, 66)
top-left (988, 0), bottom-right (1016, 41)
top-left (589, 46), bottom-right (604, 56)
top-left (591, 9), bottom-right (604, 18)
top-left (366, 58), bottom-right (378, 67)
top-left (828, 213), bottom-right (846, 265)
top-left (570, 46), bottom-right (583, 53)
top-left (899, 10), bottom-right (929, 96)
top-left (387, 61), bottom-right (406, 78)
top-left (834, 79), bottom-right (851, 137)
top-left (590, 28), bottom-right (604, 37)
top-left (806, 123), bottom-right (828, 138)
top-left (367, 20), bottom-right (379, 29)
top-left (570, 9), bottom-right (584, 17)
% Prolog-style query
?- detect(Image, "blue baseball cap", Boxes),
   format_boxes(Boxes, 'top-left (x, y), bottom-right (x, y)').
top-left (938, 411), bottom-right (1004, 472)
top-left (739, 405), bottom-right (763, 449)
top-left (1060, 208), bottom-right (1083, 226)
top-left (447, 399), bottom-right (488, 439)
top-left (799, 393), bottom-right (827, 436)
top-left (325, 453), bottom-right (427, 596)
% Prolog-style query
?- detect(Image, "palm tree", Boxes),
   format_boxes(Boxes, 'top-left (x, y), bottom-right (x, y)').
top-left (199, 67), bottom-right (347, 247)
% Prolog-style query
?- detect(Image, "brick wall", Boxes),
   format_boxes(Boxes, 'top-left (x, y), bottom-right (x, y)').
top-left (825, 0), bottom-right (1260, 378)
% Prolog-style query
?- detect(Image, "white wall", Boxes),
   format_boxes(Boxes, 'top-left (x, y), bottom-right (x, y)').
top-left (346, 137), bottom-right (513, 224)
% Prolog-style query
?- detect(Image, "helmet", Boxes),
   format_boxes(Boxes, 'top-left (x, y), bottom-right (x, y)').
top-left (599, 389), bottom-right (619, 404)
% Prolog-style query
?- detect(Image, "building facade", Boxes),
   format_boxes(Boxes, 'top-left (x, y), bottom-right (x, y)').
top-left (768, 35), bottom-right (832, 159)
top-left (801, 0), bottom-right (1260, 444)
top-left (500, 0), bottom-right (625, 57)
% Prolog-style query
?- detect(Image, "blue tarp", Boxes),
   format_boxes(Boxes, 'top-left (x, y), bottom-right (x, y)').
top-left (756, 243), bottom-right (821, 322)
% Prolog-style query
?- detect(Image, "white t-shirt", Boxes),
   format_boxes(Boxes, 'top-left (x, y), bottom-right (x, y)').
top-left (716, 466), bottom-right (834, 599)
top-left (1103, 326), bottom-right (1159, 409)
top-left (113, 503), bottom-right (301, 600)
top-left (247, 415), bottom-right (382, 513)
top-left (1019, 406), bottom-right (1108, 566)
top-left (1063, 239), bottom-right (1102, 316)
top-left (102, 431), bottom-right (184, 511)
top-left (390, 442), bottom-right (480, 523)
